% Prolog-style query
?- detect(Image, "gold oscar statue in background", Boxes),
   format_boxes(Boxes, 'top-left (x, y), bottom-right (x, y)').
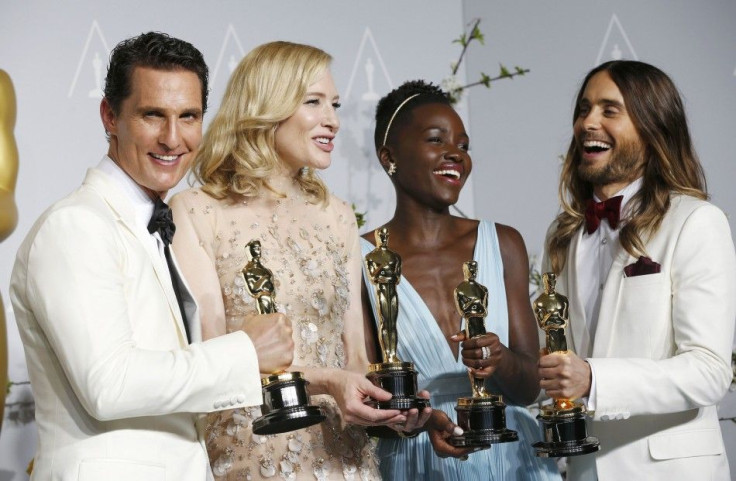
top-left (0, 69), bottom-right (19, 431)
top-left (532, 272), bottom-right (600, 457)
top-left (450, 261), bottom-right (518, 448)
top-left (364, 227), bottom-right (428, 410)
top-left (242, 240), bottom-right (325, 435)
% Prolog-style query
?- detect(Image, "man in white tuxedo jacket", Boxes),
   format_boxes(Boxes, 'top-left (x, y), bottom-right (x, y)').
top-left (10, 32), bottom-right (294, 481)
top-left (539, 61), bottom-right (736, 481)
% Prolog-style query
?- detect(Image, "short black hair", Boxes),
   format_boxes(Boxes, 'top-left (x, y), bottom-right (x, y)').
top-left (104, 31), bottom-right (209, 115)
top-left (374, 80), bottom-right (451, 152)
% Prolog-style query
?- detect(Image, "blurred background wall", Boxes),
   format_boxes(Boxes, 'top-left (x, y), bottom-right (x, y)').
top-left (1, 1), bottom-right (734, 479)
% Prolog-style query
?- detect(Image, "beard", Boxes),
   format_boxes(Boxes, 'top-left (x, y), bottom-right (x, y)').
top-left (577, 137), bottom-right (645, 186)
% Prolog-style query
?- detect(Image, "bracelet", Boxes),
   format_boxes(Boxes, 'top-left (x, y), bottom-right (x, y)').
top-left (396, 429), bottom-right (420, 439)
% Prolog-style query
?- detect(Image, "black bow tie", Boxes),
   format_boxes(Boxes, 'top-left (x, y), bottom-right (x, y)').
top-left (584, 195), bottom-right (623, 234)
top-left (147, 197), bottom-right (176, 245)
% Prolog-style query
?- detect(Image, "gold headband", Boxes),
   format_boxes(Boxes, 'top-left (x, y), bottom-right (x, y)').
top-left (381, 93), bottom-right (420, 146)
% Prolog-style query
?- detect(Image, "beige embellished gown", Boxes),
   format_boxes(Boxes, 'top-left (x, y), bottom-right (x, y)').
top-left (170, 180), bottom-right (380, 481)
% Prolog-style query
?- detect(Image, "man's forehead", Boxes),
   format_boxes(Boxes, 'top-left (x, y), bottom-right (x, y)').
top-left (126, 66), bottom-right (203, 109)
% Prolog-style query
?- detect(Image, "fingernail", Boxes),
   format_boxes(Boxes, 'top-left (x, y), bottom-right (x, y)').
top-left (452, 426), bottom-right (464, 436)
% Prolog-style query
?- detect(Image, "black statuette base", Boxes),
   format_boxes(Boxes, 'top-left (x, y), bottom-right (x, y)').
top-left (450, 396), bottom-right (518, 448)
top-left (532, 407), bottom-right (600, 457)
top-left (365, 362), bottom-right (430, 410)
top-left (252, 373), bottom-right (325, 435)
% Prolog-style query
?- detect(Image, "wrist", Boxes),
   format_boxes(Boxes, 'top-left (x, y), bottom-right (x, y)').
top-left (296, 366), bottom-right (333, 396)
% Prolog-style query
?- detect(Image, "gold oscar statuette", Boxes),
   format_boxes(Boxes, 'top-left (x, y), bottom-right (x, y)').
top-left (243, 240), bottom-right (325, 435)
top-left (531, 272), bottom-right (600, 457)
top-left (0, 69), bottom-right (19, 432)
top-left (364, 228), bottom-right (428, 411)
top-left (449, 261), bottom-right (518, 448)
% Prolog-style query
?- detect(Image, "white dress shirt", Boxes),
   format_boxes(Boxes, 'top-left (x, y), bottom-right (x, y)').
top-left (576, 177), bottom-right (643, 342)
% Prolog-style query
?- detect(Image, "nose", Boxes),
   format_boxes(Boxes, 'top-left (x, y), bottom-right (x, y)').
top-left (445, 144), bottom-right (466, 162)
top-left (581, 109), bottom-right (601, 131)
top-left (322, 104), bottom-right (339, 132)
top-left (159, 118), bottom-right (181, 150)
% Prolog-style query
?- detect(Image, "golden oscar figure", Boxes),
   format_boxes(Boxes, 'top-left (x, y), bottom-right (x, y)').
top-left (532, 272), bottom-right (600, 457)
top-left (0, 69), bottom-right (19, 432)
top-left (364, 228), bottom-right (428, 409)
top-left (242, 240), bottom-right (325, 435)
top-left (449, 261), bottom-right (518, 447)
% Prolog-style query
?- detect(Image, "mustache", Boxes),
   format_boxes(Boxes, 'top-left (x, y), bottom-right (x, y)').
top-left (578, 133), bottom-right (613, 144)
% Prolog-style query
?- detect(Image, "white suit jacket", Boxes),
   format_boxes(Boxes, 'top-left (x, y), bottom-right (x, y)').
top-left (543, 194), bottom-right (736, 481)
top-left (10, 167), bottom-right (262, 481)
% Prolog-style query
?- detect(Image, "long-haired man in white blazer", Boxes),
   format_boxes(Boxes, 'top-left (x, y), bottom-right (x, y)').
top-left (538, 60), bottom-right (736, 480)
top-left (10, 32), bottom-right (295, 481)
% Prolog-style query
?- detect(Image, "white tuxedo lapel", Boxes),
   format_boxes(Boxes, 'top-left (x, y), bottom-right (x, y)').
top-left (83, 169), bottom-right (190, 346)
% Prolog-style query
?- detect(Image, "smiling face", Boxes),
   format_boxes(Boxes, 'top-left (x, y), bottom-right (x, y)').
top-left (386, 102), bottom-right (471, 210)
top-left (101, 66), bottom-right (203, 198)
top-left (274, 70), bottom-right (340, 175)
top-left (573, 70), bottom-right (645, 198)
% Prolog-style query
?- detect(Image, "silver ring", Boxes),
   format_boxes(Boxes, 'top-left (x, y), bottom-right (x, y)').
top-left (481, 346), bottom-right (491, 360)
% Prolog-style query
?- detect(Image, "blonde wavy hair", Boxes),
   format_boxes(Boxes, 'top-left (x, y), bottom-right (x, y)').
top-left (548, 61), bottom-right (707, 274)
top-left (193, 41), bottom-right (332, 204)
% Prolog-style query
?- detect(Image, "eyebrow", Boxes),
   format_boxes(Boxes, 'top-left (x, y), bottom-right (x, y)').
top-left (305, 91), bottom-right (340, 101)
top-left (422, 126), bottom-right (469, 138)
top-left (580, 97), bottom-right (625, 109)
top-left (136, 105), bottom-right (203, 115)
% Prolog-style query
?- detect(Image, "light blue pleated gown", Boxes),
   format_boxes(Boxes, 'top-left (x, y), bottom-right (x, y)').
top-left (361, 221), bottom-right (561, 481)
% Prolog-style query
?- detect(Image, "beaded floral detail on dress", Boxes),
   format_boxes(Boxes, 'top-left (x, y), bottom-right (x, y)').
top-left (177, 185), bottom-right (379, 480)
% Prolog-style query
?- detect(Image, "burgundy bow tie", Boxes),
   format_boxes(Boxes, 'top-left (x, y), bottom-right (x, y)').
top-left (585, 195), bottom-right (623, 234)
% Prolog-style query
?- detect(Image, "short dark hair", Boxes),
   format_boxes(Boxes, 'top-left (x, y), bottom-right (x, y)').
top-left (104, 31), bottom-right (209, 114)
top-left (374, 80), bottom-right (451, 153)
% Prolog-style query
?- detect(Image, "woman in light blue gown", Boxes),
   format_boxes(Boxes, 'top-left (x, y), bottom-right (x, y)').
top-left (360, 81), bottom-right (561, 480)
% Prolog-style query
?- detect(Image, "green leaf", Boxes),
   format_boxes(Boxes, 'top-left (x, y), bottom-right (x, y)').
top-left (453, 33), bottom-right (468, 46)
top-left (351, 203), bottom-right (367, 229)
top-left (499, 64), bottom-right (511, 78)
top-left (470, 26), bottom-right (485, 45)
top-left (480, 72), bottom-right (492, 88)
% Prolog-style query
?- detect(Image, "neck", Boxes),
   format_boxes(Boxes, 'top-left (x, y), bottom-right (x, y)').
top-left (593, 181), bottom-right (630, 201)
top-left (107, 148), bottom-right (164, 201)
top-left (387, 198), bottom-right (457, 247)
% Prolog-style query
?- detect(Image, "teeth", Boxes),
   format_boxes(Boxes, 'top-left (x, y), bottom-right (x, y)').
top-left (151, 153), bottom-right (178, 161)
top-left (315, 137), bottom-right (330, 144)
top-left (433, 169), bottom-right (461, 179)
top-left (583, 140), bottom-right (611, 150)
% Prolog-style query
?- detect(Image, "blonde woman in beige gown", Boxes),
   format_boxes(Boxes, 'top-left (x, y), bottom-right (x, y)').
top-left (171, 42), bottom-right (428, 481)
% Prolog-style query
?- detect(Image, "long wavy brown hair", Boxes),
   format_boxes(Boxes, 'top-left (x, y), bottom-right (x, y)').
top-left (192, 41), bottom-right (332, 204)
top-left (548, 60), bottom-right (707, 274)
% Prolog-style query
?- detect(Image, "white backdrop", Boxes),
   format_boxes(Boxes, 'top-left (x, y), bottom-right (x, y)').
top-left (1, 1), bottom-right (735, 479)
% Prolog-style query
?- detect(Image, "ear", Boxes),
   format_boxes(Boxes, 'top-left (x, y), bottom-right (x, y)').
top-left (100, 98), bottom-right (117, 136)
top-left (377, 146), bottom-right (394, 172)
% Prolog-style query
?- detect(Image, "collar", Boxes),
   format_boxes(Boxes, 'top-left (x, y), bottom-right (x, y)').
top-left (97, 155), bottom-right (156, 230)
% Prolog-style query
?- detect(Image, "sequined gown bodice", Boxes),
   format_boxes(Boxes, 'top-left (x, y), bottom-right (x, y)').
top-left (170, 183), bottom-right (379, 481)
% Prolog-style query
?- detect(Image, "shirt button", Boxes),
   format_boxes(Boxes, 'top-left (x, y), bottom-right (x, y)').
top-left (602, 238), bottom-right (608, 244)
top-left (600, 283), bottom-right (604, 290)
